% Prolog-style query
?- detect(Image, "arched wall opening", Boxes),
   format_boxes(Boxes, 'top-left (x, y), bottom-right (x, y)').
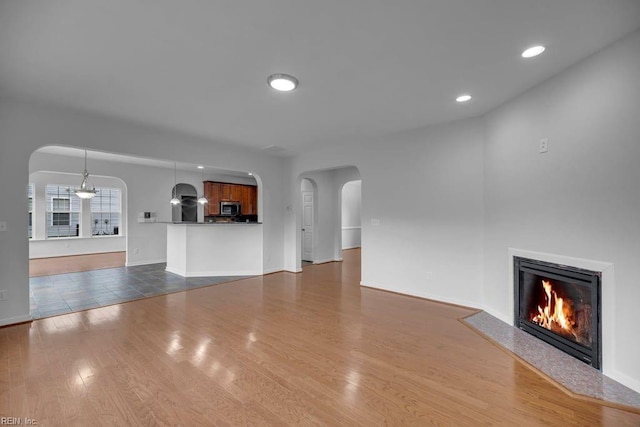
top-left (0, 101), bottom-right (284, 328)
top-left (295, 166), bottom-right (361, 271)
top-left (171, 183), bottom-right (197, 222)
top-left (29, 145), bottom-right (265, 270)
top-left (29, 146), bottom-right (264, 266)
top-left (340, 180), bottom-right (362, 251)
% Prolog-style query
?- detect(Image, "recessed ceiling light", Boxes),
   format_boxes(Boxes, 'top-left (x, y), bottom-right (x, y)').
top-left (456, 94), bottom-right (472, 103)
top-left (267, 73), bottom-right (298, 92)
top-left (197, 165), bottom-right (204, 169)
top-left (248, 172), bottom-right (253, 176)
top-left (521, 45), bottom-right (546, 58)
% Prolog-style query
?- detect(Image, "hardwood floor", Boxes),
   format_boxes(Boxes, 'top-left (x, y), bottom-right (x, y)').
top-left (30, 252), bottom-right (126, 277)
top-left (2, 248), bottom-right (639, 425)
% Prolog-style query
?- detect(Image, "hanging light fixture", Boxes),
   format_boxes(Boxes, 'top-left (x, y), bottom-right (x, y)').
top-left (170, 162), bottom-right (181, 205)
top-left (74, 149), bottom-right (97, 199)
top-left (197, 166), bottom-right (208, 205)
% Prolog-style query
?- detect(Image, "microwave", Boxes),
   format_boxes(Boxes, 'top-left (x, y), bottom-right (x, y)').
top-left (220, 201), bottom-right (241, 216)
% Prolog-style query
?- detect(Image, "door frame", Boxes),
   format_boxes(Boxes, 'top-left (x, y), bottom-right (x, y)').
top-left (300, 178), bottom-right (317, 262)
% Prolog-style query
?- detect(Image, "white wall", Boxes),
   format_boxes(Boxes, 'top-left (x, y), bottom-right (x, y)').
top-left (341, 180), bottom-right (361, 249)
top-left (482, 30), bottom-right (640, 391)
top-left (0, 100), bottom-right (286, 326)
top-left (287, 119), bottom-right (485, 307)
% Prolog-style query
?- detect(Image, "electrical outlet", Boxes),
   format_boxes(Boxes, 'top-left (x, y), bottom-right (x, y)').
top-left (0, 290), bottom-right (7, 301)
top-left (0, 221), bottom-right (7, 232)
top-left (539, 138), bottom-right (549, 153)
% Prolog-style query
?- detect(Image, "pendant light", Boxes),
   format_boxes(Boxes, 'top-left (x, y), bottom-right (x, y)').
top-left (74, 149), bottom-right (97, 199)
top-left (197, 166), bottom-right (208, 205)
top-left (170, 162), bottom-right (181, 205)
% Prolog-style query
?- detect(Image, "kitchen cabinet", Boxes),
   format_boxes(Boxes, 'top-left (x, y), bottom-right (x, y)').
top-left (204, 182), bottom-right (221, 215)
top-left (221, 184), bottom-right (242, 202)
top-left (241, 185), bottom-right (257, 215)
top-left (204, 181), bottom-right (257, 216)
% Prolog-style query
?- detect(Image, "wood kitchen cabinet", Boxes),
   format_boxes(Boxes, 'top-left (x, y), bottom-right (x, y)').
top-left (241, 185), bottom-right (257, 215)
top-left (220, 184), bottom-right (242, 202)
top-left (204, 181), bottom-right (221, 215)
top-left (203, 181), bottom-right (258, 216)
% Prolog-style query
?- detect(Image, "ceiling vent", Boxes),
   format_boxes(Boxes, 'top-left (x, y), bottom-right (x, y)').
top-left (263, 145), bottom-right (286, 152)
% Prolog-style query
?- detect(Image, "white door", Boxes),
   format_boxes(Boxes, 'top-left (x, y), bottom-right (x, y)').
top-left (302, 190), bottom-right (314, 261)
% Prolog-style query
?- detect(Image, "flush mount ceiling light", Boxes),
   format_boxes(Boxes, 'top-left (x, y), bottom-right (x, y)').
top-left (267, 73), bottom-right (298, 92)
top-left (74, 149), bottom-right (97, 199)
top-left (521, 45), bottom-right (546, 58)
top-left (456, 94), bottom-right (472, 103)
top-left (170, 162), bottom-right (181, 205)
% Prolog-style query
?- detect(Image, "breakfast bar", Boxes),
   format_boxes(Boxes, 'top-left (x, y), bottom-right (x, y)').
top-left (166, 222), bottom-right (263, 277)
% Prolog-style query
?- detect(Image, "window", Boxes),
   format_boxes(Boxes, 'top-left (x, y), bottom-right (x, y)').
top-left (27, 184), bottom-right (33, 239)
top-left (46, 185), bottom-right (80, 238)
top-left (91, 187), bottom-right (121, 235)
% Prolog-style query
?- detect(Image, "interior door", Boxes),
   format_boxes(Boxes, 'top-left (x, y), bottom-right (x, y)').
top-left (302, 190), bottom-right (314, 262)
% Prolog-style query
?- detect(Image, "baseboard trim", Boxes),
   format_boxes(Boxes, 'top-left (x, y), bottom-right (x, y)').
top-left (0, 314), bottom-right (33, 328)
top-left (165, 266), bottom-right (261, 277)
top-left (360, 280), bottom-right (479, 311)
top-left (126, 258), bottom-right (166, 267)
top-left (313, 258), bottom-right (340, 265)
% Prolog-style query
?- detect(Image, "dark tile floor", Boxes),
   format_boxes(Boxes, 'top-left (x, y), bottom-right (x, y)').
top-left (30, 263), bottom-right (250, 319)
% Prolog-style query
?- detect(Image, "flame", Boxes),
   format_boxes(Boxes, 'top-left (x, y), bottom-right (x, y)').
top-left (531, 280), bottom-right (576, 337)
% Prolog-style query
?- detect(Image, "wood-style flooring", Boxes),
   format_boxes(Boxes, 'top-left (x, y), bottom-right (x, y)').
top-left (2, 249), bottom-right (639, 425)
top-left (29, 252), bottom-right (126, 277)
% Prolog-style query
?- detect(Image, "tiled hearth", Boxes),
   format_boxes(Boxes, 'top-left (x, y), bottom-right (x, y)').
top-left (463, 311), bottom-right (640, 411)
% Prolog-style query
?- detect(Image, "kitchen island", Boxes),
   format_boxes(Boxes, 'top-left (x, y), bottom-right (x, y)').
top-left (166, 222), bottom-right (262, 277)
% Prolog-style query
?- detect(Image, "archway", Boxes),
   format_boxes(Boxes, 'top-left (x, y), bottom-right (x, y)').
top-left (171, 183), bottom-right (197, 222)
top-left (340, 180), bottom-right (361, 251)
top-left (295, 166), bottom-right (361, 271)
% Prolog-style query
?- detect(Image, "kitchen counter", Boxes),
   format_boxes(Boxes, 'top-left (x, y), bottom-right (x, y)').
top-left (166, 222), bottom-right (263, 277)
top-left (159, 221), bottom-right (262, 225)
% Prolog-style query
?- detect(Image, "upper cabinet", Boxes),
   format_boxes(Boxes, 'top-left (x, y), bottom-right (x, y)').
top-left (204, 181), bottom-right (221, 215)
top-left (241, 185), bottom-right (257, 215)
top-left (204, 181), bottom-right (257, 216)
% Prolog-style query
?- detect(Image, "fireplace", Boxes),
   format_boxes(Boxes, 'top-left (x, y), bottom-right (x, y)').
top-left (514, 257), bottom-right (601, 370)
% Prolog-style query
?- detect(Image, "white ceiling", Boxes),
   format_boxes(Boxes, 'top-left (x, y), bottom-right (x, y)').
top-left (2, 1), bottom-right (640, 156)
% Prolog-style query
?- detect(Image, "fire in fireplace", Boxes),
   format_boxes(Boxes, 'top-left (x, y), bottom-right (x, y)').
top-left (514, 257), bottom-right (601, 369)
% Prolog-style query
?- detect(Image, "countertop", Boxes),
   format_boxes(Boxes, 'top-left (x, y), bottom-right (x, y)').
top-left (165, 221), bottom-right (262, 225)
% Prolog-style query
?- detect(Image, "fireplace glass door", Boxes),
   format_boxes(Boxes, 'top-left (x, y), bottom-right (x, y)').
top-left (514, 257), bottom-right (601, 369)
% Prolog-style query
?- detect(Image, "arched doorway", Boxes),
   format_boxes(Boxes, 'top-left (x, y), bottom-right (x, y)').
top-left (341, 180), bottom-right (361, 250)
top-left (295, 166), bottom-right (361, 271)
top-left (171, 183), bottom-right (197, 222)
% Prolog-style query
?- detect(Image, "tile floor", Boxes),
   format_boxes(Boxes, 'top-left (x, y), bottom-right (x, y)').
top-left (30, 263), bottom-right (250, 319)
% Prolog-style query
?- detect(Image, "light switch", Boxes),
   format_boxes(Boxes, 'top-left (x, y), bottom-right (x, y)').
top-left (539, 138), bottom-right (549, 153)
top-left (0, 221), bottom-right (7, 232)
